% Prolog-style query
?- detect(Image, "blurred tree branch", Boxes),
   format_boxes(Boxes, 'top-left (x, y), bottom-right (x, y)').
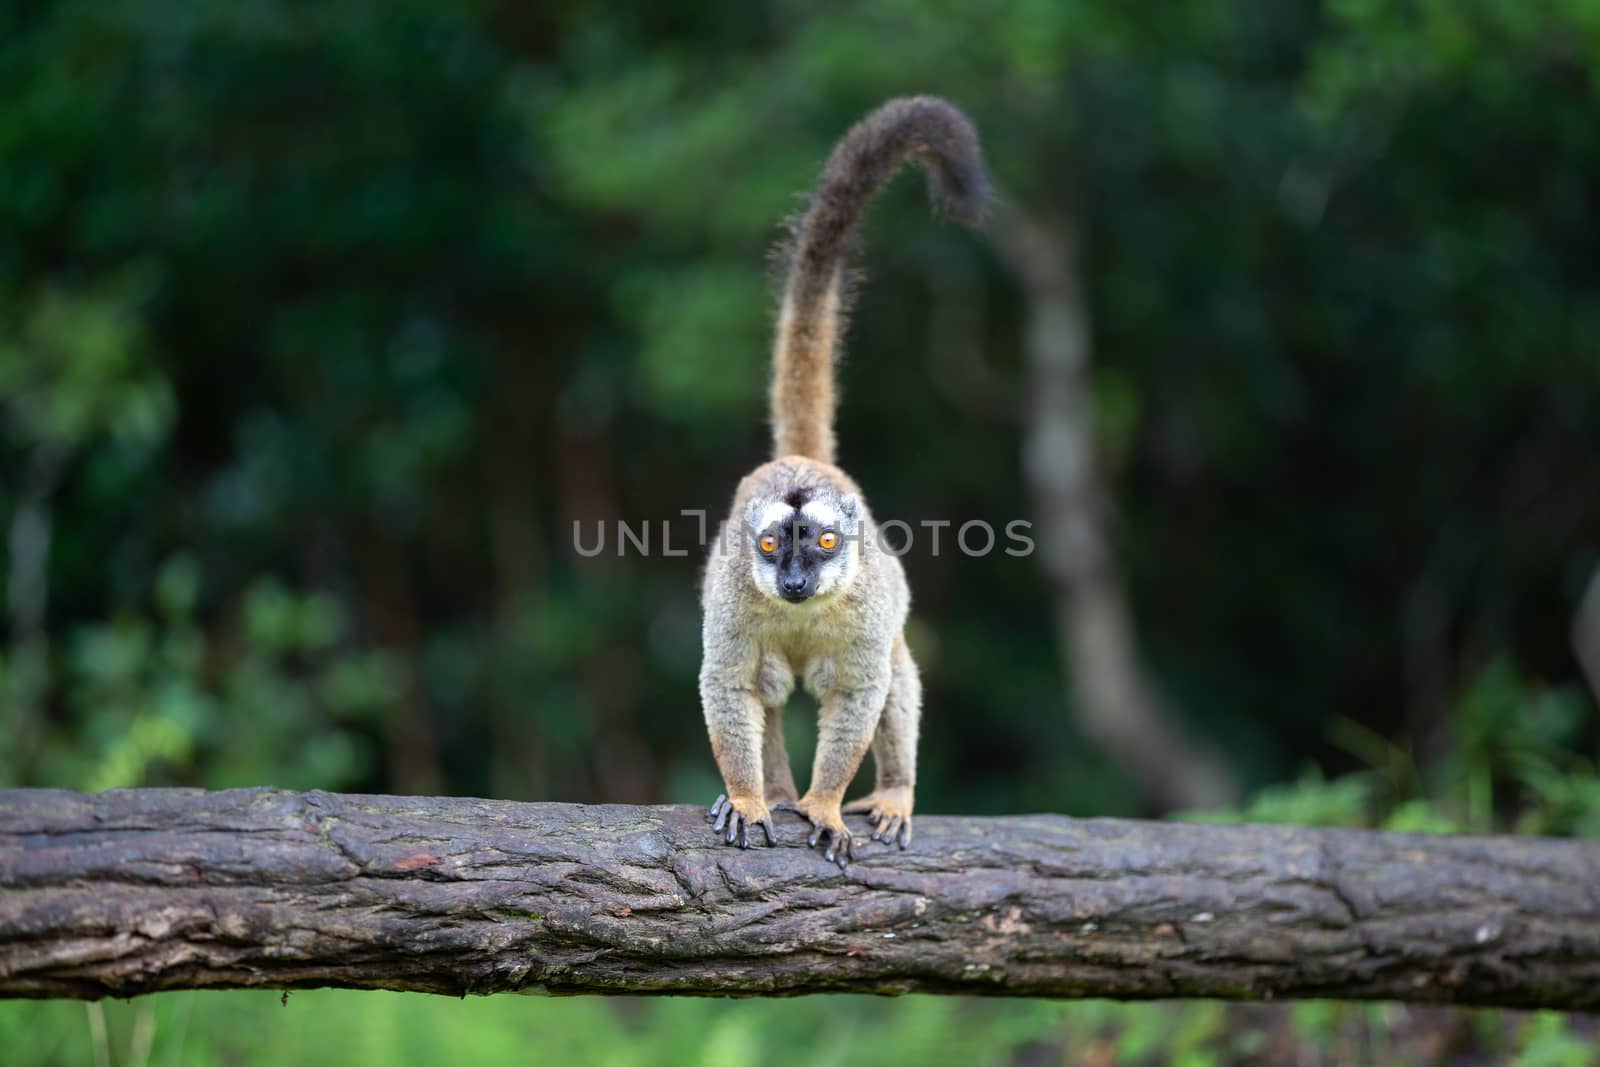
top-left (0, 275), bottom-right (173, 785)
top-left (2, 439), bottom-right (69, 780)
top-left (992, 202), bottom-right (1238, 811)
top-left (1574, 565), bottom-right (1600, 707)
top-left (4, 787), bottom-right (1597, 1007)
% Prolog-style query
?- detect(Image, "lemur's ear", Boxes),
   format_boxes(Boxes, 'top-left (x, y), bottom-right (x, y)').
top-left (838, 493), bottom-right (860, 521)
top-left (744, 497), bottom-right (767, 532)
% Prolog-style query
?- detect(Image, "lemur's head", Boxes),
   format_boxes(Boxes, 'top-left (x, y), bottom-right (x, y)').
top-left (745, 486), bottom-right (861, 605)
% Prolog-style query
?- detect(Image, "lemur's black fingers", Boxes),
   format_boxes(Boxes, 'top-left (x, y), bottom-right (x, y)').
top-left (726, 814), bottom-right (742, 845)
top-left (878, 814), bottom-right (902, 846)
top-left (825, 829), bottom-right (852, 868)
top-left (736, 819), bottom-right (749, 849)
top-left (711, 798), bottom-right (731, 833)
top-left (897, 820), bottom-right (911, 849)
top-left (807, 826), bottom-right (822, 849)
top-left (757, 819), bottom-right (775, 846)
top-left (708, 794), bottom-right (728, 823)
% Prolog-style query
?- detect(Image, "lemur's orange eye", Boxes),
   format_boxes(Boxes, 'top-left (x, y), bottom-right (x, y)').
top-left (818, 530), bottom-right (838, 551)
top-left (759, 533), bottom-right (778, 554)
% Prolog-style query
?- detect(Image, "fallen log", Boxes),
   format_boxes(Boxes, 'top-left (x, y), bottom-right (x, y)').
top-left (1, 787), bottom-right (1596, 1008)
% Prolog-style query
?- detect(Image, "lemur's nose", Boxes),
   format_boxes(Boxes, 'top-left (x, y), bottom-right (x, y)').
top-left (781, 575), bottom-right (807, 596)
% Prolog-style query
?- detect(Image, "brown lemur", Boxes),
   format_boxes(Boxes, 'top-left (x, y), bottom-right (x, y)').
top-left (700, 97), bottom-right (989, 867)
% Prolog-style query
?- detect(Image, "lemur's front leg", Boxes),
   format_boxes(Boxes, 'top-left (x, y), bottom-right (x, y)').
top-left (701, 676), bottom-right (775, 849)
top-left (844, 634), bottom-right (920, 848)
top-left (781, 678), bottom-right (887, 868)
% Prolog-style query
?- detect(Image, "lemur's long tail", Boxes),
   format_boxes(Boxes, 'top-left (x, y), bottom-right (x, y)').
top-left (770, 96), bottom-right (989, 464)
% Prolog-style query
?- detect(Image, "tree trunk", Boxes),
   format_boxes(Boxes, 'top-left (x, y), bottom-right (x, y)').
top-left (1, 788), bottom-right (1596, 1008)
top-left (992, 203), bottom-right (1238, 811)
top-left (1, 439), bottom-right (69, 786)
top-left (1574, 563), bottom-right (1600, 706)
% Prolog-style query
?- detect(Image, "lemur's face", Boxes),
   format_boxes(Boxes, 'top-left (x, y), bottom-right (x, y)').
top-left (746, 492), bottom-right (859, 605)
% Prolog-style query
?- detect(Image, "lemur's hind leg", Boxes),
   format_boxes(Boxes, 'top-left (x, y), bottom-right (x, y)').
top-left (757, 651), bottom-right (799, 806)
top-left (844, 634), bottom-right (920, 848)
top-left (762, 705), bottom-right (800, 805)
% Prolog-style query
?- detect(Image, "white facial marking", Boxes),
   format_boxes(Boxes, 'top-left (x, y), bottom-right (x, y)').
top-left (799, 500), bottom-right (842, 528)
top-left (748, 556), bottom-right (781, 600)
top-left (754, 500), bottom-right (793, 534)
top-left (812, 554), bottom-right (850, 596)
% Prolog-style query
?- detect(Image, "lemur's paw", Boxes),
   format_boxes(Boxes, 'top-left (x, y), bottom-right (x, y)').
top-left (706, 793), bottom-right (775, 849)
top-left (844, 786), bottom-right (914, 849)
top-left (776, 794), bottom-right (853, 868)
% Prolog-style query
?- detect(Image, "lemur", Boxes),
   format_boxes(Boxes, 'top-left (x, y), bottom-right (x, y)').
top-left (699, 97), bottom-right (989, 867)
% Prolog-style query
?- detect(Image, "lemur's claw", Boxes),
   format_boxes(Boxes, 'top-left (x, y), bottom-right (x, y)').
top-left (786, 795), bottom-right (854, 868)
top-left (806, 825), bottom-right (851, 865)
top-left (844, 787), bottom-right (913, 850)
top-left (823, 829), bottom-right (852, 868)
top-left (706, 793), bottom-right (773, 849)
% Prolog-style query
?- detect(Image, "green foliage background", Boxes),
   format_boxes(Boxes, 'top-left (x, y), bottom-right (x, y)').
top-left (2, 1), bottom-right (1597, 1063)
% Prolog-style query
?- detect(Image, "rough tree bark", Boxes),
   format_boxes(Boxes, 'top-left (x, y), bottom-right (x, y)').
top-left (3, 789), bottom-right (1597, 1007)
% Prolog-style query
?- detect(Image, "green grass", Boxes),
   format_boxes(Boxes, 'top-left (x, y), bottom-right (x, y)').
top-left (5, 991), bottom-right (1597, 1067)
top-left (4, 991), bottom-right (1064, 1067)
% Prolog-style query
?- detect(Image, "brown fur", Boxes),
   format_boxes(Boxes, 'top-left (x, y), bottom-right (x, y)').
top-left (770, 96), bottom-right (989, 463)
top-left (701, 98), bottom-right (988, 865)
